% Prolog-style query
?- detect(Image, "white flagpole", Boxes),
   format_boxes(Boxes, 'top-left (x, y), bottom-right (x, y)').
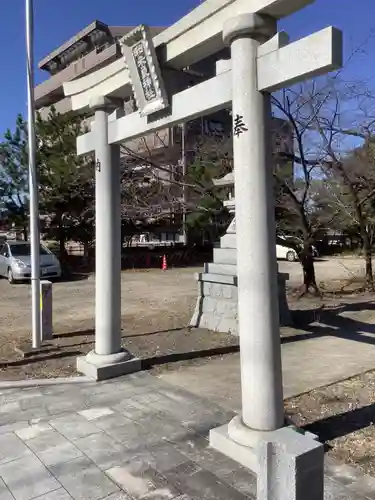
top-left (26, 0), bottom-right (41, 349)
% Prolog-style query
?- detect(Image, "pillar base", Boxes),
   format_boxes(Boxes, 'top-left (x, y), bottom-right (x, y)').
top-left (76, 349), bottom-right (142, 381)
top-left (210, 417), bottom-right (324, 500)
top-left (210, 421), bottom-right (259, 472)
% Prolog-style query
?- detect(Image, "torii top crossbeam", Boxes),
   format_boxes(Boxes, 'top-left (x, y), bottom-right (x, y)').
top-left (64, 0), bottom-right (342, 158)
top-left (63, 0), bottom-right (316, 113)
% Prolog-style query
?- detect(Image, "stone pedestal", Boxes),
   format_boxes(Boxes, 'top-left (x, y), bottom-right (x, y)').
top-left (210, 418), bottom-right (324, 500)
top-left (190, 217), bottom-right (292, 334)
top-left (77, 351), bottom-right (141, 382)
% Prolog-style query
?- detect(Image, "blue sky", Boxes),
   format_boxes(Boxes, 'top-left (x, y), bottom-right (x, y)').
top-left (0, 0), bottom-right (374, 137)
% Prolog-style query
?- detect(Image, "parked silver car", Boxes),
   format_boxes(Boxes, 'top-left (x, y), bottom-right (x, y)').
top-left (0, 241), bottom-right (62, 284)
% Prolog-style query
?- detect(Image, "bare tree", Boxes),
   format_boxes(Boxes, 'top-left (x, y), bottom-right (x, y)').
top-left (272, 88), bottom-right (326, 295)
top-left (273, 72), bottom-right (375, 290)
top-left (308, 79), bottom-right (375, 289)
top-left (118, 121), bottom-right (233, 244)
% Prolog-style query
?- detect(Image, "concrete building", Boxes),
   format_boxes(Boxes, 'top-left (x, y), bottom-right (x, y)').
top-left (34, 21), bottom-right (234, 243)
top-left (35, 20), bottom-right (293, 244)
top-left (35, 21), bottom-right (165, 119)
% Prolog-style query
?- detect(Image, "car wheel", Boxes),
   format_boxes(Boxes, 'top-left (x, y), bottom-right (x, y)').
top-left (286, 251), bottom-right (296, 262)
top-left (7, 268), bottom-right (15, 284)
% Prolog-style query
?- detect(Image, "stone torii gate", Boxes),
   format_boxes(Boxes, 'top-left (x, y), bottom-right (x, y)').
top-left (64, 1), bottom-right (342, 497)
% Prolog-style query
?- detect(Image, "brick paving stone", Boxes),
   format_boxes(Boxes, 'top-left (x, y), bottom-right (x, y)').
top-left (79, 393), bottom-right (121, 408)
top-left (78, 408), bottom-right (114, 421)
top-left (0, 374), bottom-right (369, 500)
top-left (164, 461), bottom-right (247, 500)
top-left (104, 421), bottom-right (160, 451)
top-left (324, 478), bottom-right (365, 500)
top-left (136, 413), bottom-right (190, 442)
top-left (7, 408), bottom-right (50, 423)
top-left (100, 493), bottom-right (132, 500)
top-left (106, 460), bottom-right (179, 500)
top-left (36, 442), bottom-right (84, 467)
top-left (168, 431), bottom-right (257, 498)
top-left (131, 392), bottom-right (163, 406)
top-left (0, 433), bottom-right (32, 465)
top-left (347, 476), bottom-right (375, 500)
top-left (91, 413), bottom-right (133, 432)
top-left (15, 423), bottom-right (53, 441)
top-left (73, 433), bottom-right (127, 470)
top-left (49, 456), bottom-right (119, 500)
top-left (166, 432), bottom-right (209, 462)
top-left (0, 402), bottom-right (21, 414)
top-left (111, 399), bottom-right (153, 420)
top-left (0, 477), bottom-right (15, 500)
top-left (147, 442), bottom-right (189, 473)
top-left (0, 454), bottom-right (60, 500)
top-left (20, 396), bottom-right (46, 411)
top-left (46, 399), bottom-right (88, 416)
top-left (3, 390), bottom-right (43, 403)
top-left (30, 413), bottom-right (73, 426)
top-left (216, 465), bottom-right (257, 498)
top-left (25, 429), bottom-right (70, 453)
top-left (33, 489), bottom-right (73, 500)
top-left (0, 422), bottom-right (29, 436)
top-left (49, 414), bottom-right (100, 441)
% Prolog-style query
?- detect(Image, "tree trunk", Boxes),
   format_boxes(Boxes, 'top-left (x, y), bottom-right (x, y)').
top-left (83, 241), bottom-right (89, 259)
top-left (298, 244), bottom-right (320, 297)
top-left (362, 231), bottom-right (373, 290)
top-left (58, 224), bottom-right (67, 264)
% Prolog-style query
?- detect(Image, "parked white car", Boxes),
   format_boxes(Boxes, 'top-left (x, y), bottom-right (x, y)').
top-left (0, 241), bottom-right (62, 284)
top-left (276, 244), bottom-right (298, 262)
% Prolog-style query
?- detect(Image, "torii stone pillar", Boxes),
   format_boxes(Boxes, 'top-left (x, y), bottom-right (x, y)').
top-left (210, 14), bottom-right (324, 500)
top-left (76, 96), bottom-right (141, 380)
top-left (228, 13), bottom-right (284, 432)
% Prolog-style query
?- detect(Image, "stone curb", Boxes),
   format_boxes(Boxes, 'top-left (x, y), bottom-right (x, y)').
top-left (140, 344), bottom-right (239, 370)
top-left (0, 345), bottom-right (240, 389)
top-left (0, 376), bottom-right (92, 390)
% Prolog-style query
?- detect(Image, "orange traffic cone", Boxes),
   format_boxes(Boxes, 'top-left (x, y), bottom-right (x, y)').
top-left (161, 254), bottom-right (168, 270)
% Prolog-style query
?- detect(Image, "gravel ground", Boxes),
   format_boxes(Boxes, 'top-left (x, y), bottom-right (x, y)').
top-left (0, 258), bottom-right (372, 380)
top-left (280, 256), bottom-right (370, 289)
top-left (0, 267), bottom-right (240, 380)
top-left (286, 371), bottom-right (375, 477)
top-left (0, 326), bottom-right (239, 380)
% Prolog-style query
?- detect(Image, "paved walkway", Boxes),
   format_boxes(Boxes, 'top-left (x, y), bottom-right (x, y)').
top-left (0, 372), bottom-right (371, 500)
top-left (158, 334), bottom-right (375, 412)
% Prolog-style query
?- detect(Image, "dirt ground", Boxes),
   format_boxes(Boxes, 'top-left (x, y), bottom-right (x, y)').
top-left (280, 255), bottom-right (370, 290)
top-left (285, 372), bottom-right (375, 477)
top-left (0, 268), bottom-right (204, 379)
top-left (0, 257), bottom-right (371, 380)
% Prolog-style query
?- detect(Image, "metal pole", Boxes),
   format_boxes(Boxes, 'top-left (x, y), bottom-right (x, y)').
top-left (26, 0), bottom-right (41, 349)
top-left (181, 124), bottom-right (187, 245)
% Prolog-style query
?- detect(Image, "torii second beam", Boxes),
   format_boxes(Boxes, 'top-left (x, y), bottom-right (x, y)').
top-left (77, 26), bottom-right (342, 156)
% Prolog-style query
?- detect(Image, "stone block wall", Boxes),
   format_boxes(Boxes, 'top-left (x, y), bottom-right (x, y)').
top-left (190, 213), bottom-right (292, 335)
top-left (190, 271), bottom-right (291, 335)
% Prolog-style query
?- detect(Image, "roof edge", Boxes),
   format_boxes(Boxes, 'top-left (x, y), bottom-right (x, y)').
top-left (38, 20), bottom-right (110, 70)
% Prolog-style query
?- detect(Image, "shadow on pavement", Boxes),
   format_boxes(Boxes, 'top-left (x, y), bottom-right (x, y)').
top-left (302, 402), bottom-right (375, 443)
top-left (57, 272), bottom-right (91, 283)
top-left (283, 302), bottom-right (375, 347)
top-left (0, 350), bottom-right (82, 368)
